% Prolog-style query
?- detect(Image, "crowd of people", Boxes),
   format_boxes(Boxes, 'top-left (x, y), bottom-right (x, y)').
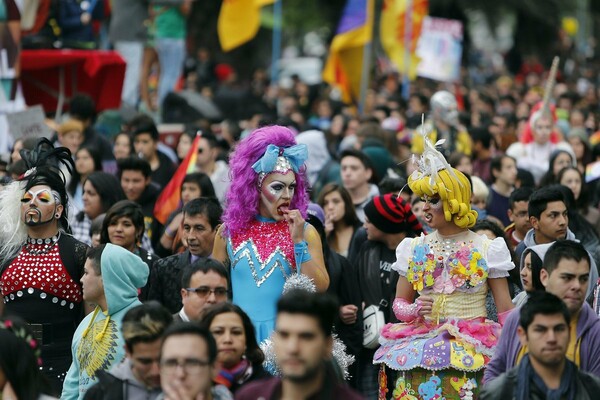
top-left (3, 1), bottom-right (600, 400)
top-left (1, 80), bottom-right (600, 399)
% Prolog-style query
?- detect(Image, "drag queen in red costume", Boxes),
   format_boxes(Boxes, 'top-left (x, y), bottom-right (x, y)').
top-left (212, 125), bottom-right (329, 343)
top-left (0, 139), bottom-right (88, 393)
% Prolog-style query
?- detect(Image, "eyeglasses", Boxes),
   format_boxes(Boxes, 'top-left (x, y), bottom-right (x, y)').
top-left (184, 286), bottom-right (229, 299)
top-left (160, 358), bottom-right (210, 374)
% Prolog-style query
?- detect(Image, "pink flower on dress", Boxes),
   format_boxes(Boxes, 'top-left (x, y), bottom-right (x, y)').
top-left (455, 245), bottom-right (471, 266)
top-left (451, 274), bottom-right (466, 288)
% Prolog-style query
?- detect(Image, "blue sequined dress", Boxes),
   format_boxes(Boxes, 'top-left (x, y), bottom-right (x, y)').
top-left (226, 216), bottom-right (298, 343)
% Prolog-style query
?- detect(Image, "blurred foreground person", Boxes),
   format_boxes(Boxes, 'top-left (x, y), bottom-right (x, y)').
top-left (157, 322), bottom-right (233, 400)
top-left (236, 290), bottom-right (364, 399)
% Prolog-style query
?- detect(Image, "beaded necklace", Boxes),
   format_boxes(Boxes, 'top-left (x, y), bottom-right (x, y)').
top-left (24, 232), bottom-right (61, 255)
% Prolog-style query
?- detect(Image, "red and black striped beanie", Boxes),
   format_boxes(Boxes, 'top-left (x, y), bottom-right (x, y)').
top-left (364, 194), bottom-right (424, 235)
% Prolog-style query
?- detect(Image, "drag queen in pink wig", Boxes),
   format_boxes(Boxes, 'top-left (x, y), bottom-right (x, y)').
top-left (213, 125), bottom-right (329, 342)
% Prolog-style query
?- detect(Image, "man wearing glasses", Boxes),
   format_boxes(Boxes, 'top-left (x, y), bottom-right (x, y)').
top-left (158, 322), bottom-right (233, 400)
top-left (174, 258), bottom-right (229, 322)
top-left (147, 198), bottom-right (223, 313)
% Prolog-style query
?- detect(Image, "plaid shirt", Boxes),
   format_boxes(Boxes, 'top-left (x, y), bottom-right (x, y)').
top-left (71, 214), bottom-right (92, 245)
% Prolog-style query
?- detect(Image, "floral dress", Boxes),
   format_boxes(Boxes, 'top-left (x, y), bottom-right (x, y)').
top-left (373, 230), bottom-right (514, 400)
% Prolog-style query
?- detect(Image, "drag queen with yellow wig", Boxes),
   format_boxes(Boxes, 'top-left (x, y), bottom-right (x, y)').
top-left (373, 135), bottom-right (515, 400)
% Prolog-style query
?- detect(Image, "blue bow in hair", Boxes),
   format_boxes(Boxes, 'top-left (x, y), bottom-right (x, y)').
top-left (251, 144), bottom-right (308, 174)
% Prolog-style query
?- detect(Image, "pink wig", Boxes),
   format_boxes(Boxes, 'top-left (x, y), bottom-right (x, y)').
top-left (223, 125), bottom-right (309, 237)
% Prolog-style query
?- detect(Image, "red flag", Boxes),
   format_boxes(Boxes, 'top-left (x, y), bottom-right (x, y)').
top-left (154, 133), bottom-right (201, 224)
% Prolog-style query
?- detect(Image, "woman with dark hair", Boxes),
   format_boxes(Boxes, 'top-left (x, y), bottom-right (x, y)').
top-left (558, 166), bottom-right (600, 235)
top-left (511, 244), bottom-right (549, 307)
top-left (176, 130), bottom-right (196, 163)
top-left (304, 203), bottom-right (362, 385)
top-left (0, 317), bottom-right (57, 399)
top-left (157, 172), bottom-right (216, 256)
top-left (317, 183), bottom-right (361, 258)
top-left (100, 200), bottom-right (159, 299)
top-left (113, 132), bottom-right (134, 160)
top-left (200, 303), bottom-right (268, 394)
top-left (538, 148), bottom-right (576, 187)
top-left (68, 145), bottom-right (103, 214)
top-left (567, 128), bottom-right (593, 174)
top-left (180, 172), bottom-right (216, 203)
top-left (71, 172), bottom-right (125, 245)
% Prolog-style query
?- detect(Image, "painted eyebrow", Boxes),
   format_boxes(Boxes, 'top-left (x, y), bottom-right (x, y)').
top-left (269, 181), bottom-right (297, 185)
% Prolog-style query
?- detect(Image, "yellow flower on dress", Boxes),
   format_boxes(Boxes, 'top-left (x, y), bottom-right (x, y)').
top-left (407, 244), bottom-right (437, 291)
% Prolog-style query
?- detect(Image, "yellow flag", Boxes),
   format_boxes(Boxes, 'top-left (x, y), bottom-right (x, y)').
top-left (380, 0), bottom-right (428, 80)
top-left (218, 0), bottom-right (276, 52)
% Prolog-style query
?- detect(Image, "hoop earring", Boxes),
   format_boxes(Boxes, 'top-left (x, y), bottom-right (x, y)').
top-left (55, 213), bottom-right (60, 219)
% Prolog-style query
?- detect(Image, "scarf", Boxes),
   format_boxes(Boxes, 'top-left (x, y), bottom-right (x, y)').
top-left (515, 354), bottom-right (576, 400)
top-left (213, 358), bottom-right (253, 389)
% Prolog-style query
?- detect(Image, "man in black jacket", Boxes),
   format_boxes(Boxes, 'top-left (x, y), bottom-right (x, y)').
top-left (355, 194), bottom-right (423, 398)
top-left (146, 198), bottom-right (222, 313)
top-left (481, 291), bottom-right (600, 400)
top-left (84, 302), bottom-right (172, 400)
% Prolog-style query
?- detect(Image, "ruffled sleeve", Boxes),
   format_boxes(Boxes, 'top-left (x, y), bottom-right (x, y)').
top-left (392, 236), bottom-right (416, 276)
top-left (486, 237), bottom-right (515, 278)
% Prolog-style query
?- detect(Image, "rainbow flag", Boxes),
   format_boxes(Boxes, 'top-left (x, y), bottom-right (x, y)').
top-left (322, 0), bottom-right (374, 104)
top-left (218, 0), bottom-right (276, 52)
top-left (154, 133), bottom-right (201, 225)
top-left (585, 161), bottom-right (600, 183)
top-left (380, 0), bottom-right (429, 80)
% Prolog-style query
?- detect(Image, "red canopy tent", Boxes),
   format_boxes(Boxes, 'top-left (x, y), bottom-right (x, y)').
top-left (20, 49), bottom-right (126, 117)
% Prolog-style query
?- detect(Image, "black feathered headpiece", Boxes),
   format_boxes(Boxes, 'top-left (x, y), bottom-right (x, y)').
top-left (19, 138), bottom-right (74, 232)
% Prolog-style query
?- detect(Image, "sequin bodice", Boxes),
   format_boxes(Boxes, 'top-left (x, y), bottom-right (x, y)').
top-left (228, 219), bottom-right (296, 288)
top-left (226, 218), bottom-right (297, 343)
top-left (1, 237), bottom-right (83, 306)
